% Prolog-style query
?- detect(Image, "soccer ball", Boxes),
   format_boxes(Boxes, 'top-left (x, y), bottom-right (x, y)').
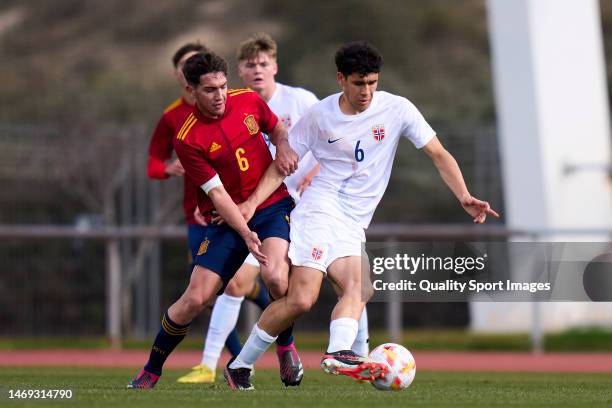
top-left (368, 343), bottom-right (416, 391)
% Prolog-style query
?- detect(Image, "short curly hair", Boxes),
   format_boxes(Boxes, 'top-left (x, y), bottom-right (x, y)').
top-left (335, 41), bottom-right (383, 77)
top-left (182, 52), bottom-right (228, 86)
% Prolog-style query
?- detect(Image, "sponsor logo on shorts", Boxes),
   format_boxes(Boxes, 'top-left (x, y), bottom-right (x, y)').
top-left (284, 214), bottom-right (290, 224)
top-left (372, 124), bottom-right (385, 141)
top-left (311, 247), bottom-right (324, 261)
top-left (243, 114), bottom-right (260, 135)
top-left (197, 238), bottom-right (210, 255)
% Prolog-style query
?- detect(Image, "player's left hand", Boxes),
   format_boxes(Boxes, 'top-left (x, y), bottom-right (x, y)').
top-left (275, 140), bottom-right (298, 176)
top-left (165, 158), bottom-right (185, 177)
top-left (242, 230), bottom-right (268, 266)
top-left (460, 196), bottom-right (500, 224)
top-left (297, 163), bottom-right (320, 196)
top-left (297, 175), bottom-right (313, 197)
top-left (193, 207), bottom-right (208, 226)
top-left (238, 201), bottom-right (256, 223)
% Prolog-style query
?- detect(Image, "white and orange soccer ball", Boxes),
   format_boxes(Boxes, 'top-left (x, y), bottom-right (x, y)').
top-left (368, 343), bottom-right (416, 391)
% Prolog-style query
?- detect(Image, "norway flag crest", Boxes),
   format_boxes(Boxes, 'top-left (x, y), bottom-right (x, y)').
top-left (372, 124), bottom-right (385, 141)
top-left (311, 247), bottom-right (324, 261)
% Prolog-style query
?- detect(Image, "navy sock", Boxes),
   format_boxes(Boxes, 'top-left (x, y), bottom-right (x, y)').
top-left (276, 323), bottom-right (294, 347)
top-left (246, 280), bottom-right (270, 310)
top-left (266, 290), bottom-right (294, 347)
top-left (225, 328), bottom-right (242, 357)
top-left (144, 311), bottom-right (190, 375)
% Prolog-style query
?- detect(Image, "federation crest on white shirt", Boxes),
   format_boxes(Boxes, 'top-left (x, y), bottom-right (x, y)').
top-left (372, 124), bottom-right (385, 141)
top-left (279, 114), bottom-right (292, 129)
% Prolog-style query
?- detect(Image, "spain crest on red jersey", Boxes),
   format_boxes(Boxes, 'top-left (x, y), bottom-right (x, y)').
top-left (243, 114), bottom-right (260, 135)
top-left (372, 124), bottom-right (385, 141)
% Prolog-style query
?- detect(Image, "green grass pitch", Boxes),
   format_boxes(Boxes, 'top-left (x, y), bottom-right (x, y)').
top-left (1, 368), bottom-right (611, 407)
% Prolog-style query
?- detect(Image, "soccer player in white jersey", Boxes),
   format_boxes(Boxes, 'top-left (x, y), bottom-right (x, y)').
top-left (224, 41), bottom-right (499, 390)
top-left (236, 35), bottom-right (373, 360)
top-left (177, 33), bottom-right (322, 387)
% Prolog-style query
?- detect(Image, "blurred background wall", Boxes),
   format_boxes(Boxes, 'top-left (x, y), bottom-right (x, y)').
top-left (0, 0), bottom-right (609, 340)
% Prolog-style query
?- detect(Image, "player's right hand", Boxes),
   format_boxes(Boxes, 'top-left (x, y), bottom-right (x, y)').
top-left (165, 158), bottom-right (185, 177)
top-left (242, 230), bottom-right (268, 266)
top-left (274, 140), bottom-right (298, 176)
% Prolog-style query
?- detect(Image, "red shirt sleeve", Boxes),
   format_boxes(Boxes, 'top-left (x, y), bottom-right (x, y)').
top-left (147, 115), bottom-right (174, 179)
top-left (147, 156), bottom-right (168, 179)
top-left (174, 139), bottom-right (218, 188)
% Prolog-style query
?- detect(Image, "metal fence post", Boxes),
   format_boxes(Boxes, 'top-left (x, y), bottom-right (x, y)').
top-left (385, 238), bottom-right (402, 343)
top-left (106, 237), bottom-right (122, 349)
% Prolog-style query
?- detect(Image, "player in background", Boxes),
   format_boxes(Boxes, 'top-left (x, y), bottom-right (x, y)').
top-left (224, 41), bottom-right (499, 390)
top-left (147, 42), bottom-right (273, 385)
top-left (128, 51), bottom-right (298, 389)
top-left (147, 42), bottom-right (204, 227)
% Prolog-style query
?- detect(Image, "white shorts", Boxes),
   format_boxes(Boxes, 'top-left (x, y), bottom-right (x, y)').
top-left (288, 208), bottom-right (365, 274)
top-left (243, 253), bottom-right (260, 267)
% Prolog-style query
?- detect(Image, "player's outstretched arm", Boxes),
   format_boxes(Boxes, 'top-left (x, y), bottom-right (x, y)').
top-left (239, 163), bottom-right (286, 223)
top-left (269, 121), bottom-right (298, 176)
top-left (422, 136), bottom-right (500, 224)
top-left (207, 185), bottom-right (268, 265)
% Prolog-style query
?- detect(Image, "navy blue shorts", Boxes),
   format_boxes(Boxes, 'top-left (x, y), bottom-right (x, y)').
top-left (188, 223), bottom-right (208, 262)
top-left (192, 197), bottom-right (293, 292)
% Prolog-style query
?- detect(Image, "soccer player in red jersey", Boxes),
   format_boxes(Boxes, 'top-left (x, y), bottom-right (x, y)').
top-left (178, 33), bottom-right (313, 387)
top-left (128, 51), bottom-right (298, 390)
top-left (147, 43), bottom-right (203, 227)
top-left (147, 43), bottom-right (253, 379)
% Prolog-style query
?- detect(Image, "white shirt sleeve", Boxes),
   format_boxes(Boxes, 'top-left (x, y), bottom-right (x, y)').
top-left (400, 98), bottom-right (436, 149)
top-left (298, 89), bottom-right (319, 111)
top-left (201, 174), bottom-right (223, 194)
top-left (288, 109), bottom-right (318, 160)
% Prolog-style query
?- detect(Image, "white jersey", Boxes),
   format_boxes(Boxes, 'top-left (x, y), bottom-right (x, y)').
top-left (289, 91), bottom-right (435, 228)
top-left (264, 83), bottom-right (319, 200)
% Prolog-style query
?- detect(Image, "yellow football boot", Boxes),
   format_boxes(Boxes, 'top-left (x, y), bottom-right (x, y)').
top-left (176, 364), bottom-right (216, 384)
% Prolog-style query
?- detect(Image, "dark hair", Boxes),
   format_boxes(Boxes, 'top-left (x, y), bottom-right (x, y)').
top-left (182, 52), bottom-right (229, 86)
top-left (172, 42), bottom-right (207, 67)
top-left (335, 41), bottom-right (383, 77)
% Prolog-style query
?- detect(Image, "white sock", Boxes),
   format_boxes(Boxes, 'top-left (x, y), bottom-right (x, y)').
top-left (229, 324), bottom-right (277, 369)
top-left (351, 307), bottom-right (369, 356)
top-left (327, 317), bottom-right (359, 353)
top-left (201, 293), bottom-right (244, 369)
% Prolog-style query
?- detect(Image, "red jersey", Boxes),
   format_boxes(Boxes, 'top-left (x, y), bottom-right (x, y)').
top-left (174, 88), bottom-right (289, 218)
top-left (147, 97), bottom-right (199, 224)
